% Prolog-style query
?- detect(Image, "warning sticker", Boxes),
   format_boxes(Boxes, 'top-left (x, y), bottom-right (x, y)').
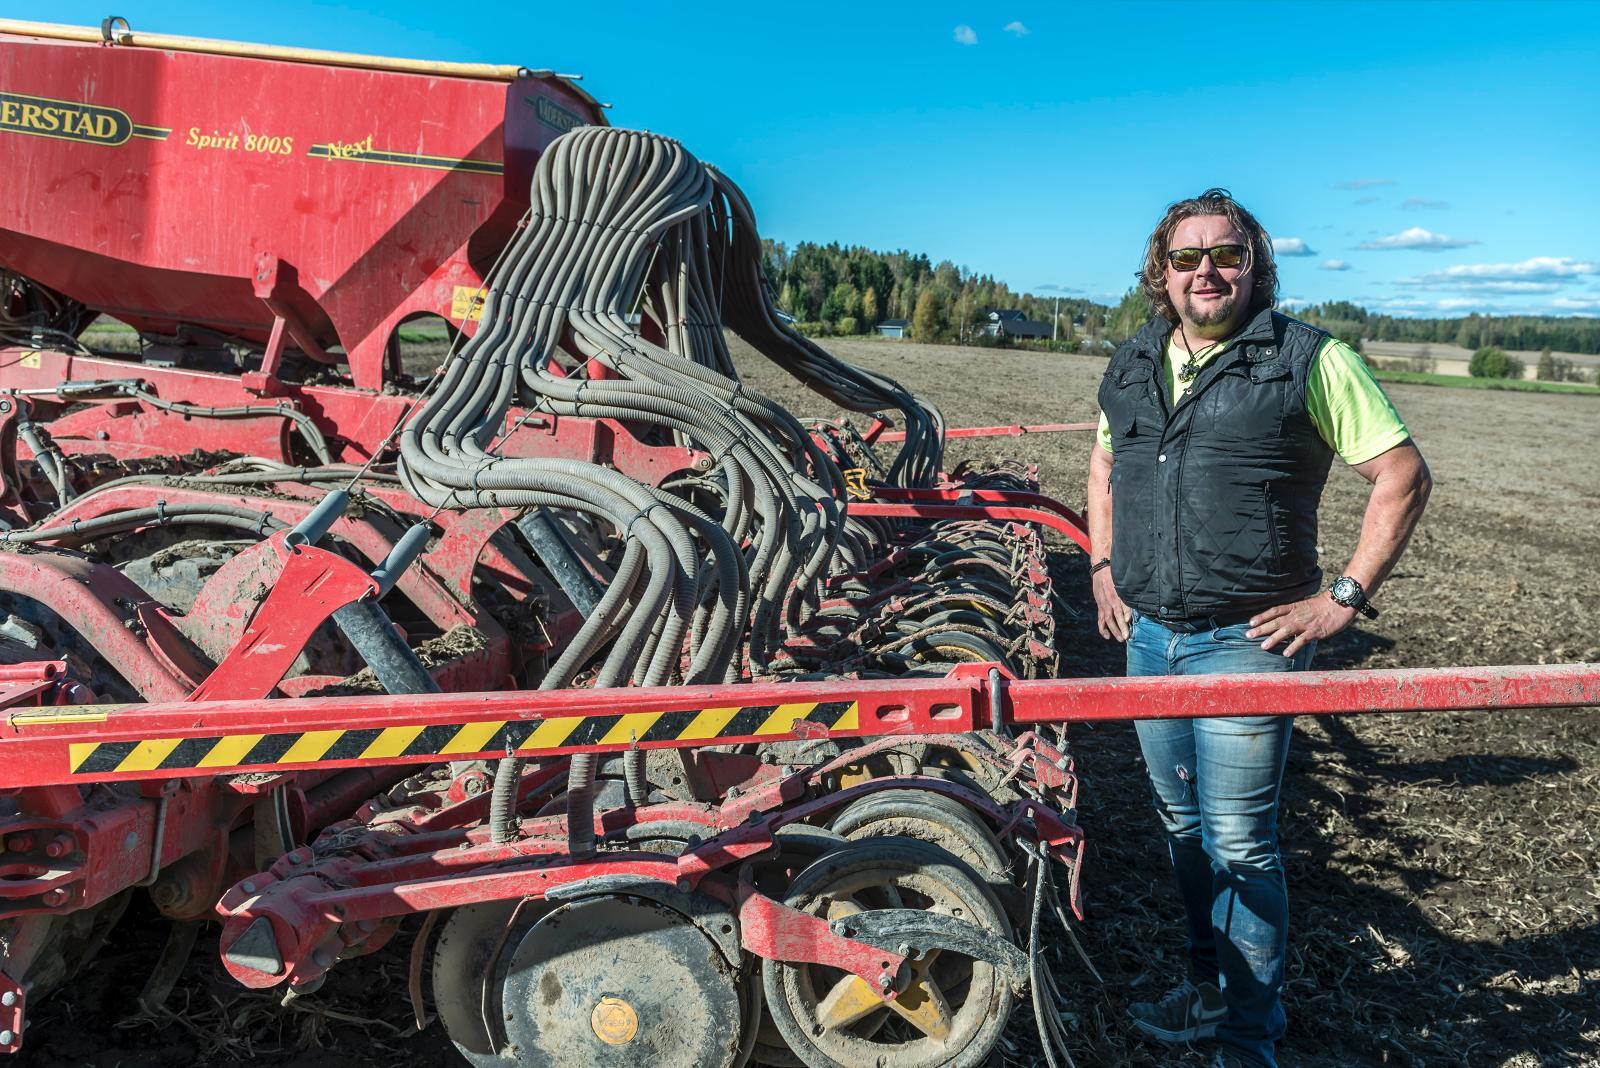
top-left (451, 286), bottom-right (486, 322)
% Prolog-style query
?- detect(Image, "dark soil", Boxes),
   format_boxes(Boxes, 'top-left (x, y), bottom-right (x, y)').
top-left (14, 337), bottom-right (1599, 1068)
top-left (742, 337), bottom-right (1600, 1068)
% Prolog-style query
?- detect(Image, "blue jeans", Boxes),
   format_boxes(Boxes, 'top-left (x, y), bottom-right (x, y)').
top-left (1127, 611), bottom-right (1315, 1068)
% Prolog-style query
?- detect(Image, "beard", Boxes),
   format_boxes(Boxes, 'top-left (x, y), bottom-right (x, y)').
top-left (1182, 290), bottom-right (1237, 329)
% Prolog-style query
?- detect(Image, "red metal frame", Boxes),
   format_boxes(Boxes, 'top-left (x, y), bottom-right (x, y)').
top-left (847, 500), bottom-right (1091, 552)
top-left (207, 729), bottom-right (1084, 990)
top-left (0, 27), bottom-right (605, 390)
top-left (2, 662), bottom-right (1593, 788)
top-left (868, 420), bottom-right (1098, 442)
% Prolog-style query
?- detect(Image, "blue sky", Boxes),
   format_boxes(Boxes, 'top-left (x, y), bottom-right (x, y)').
top-left (42, 1), bottom-right (1600, 316)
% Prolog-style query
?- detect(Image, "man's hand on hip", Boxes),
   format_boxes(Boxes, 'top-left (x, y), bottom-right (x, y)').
top-left (1093, 569), bottom-right (1134, 642)
top-left (1247, 595), bottom-right (1357, 656)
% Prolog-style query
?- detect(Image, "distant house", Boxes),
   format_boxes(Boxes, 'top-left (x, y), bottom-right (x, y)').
top-left (876, 318), bottom-right (910, 339)
top-left (982, 309), bottom-right (1053, 340)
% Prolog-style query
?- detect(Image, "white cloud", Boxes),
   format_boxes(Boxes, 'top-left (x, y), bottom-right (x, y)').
top-left (1336, 178), bottom-right (1396, 190)
top-left (954, 24), bottom-right (978, 45)
top-left (1360, 295), bottom-right (1510, 316)
top-left (1549, 294), bottom-right (1600, 311)
top-left (1406, 256), bottom-right (1598, 284)
top-left (1391, 258), bottom-right (1599, 299)
top-left (1357, 227), bottom-right (1478, 251)
top-left (1394, 280), bottom-right (1563, 294)
top-left (1320, 259), bottom-right (1352, 271)
top-left (1352, 196), bottom-right (1380, 206)
top-left (1273, 237), bottom-right (1316, 257)
top-left (1401, 197), bottom-right (1449, 210)
top-left (1003, 20), bottom-right (1030, 35)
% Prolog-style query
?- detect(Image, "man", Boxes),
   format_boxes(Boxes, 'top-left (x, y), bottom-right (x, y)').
top-left (1086, 189), bottom-right (1432, 1068)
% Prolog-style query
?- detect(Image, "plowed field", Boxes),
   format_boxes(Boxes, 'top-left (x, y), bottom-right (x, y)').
top-left (15, 336), bottom-right (1598, 1068)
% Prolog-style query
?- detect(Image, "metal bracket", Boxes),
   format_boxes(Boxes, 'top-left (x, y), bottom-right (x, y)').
top-left (134, 792), bottom-right (170, 888)
top-left (835, 908), bottom-right (1031, 990)
top-left (0, 971), bottom-right (22, 1053)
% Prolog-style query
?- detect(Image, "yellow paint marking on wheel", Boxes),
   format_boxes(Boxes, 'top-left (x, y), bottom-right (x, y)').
top-left (815, 975), bottom-right (886, 1031)
top-left (886, 953), bottom-right (954, 1040)
top-left (114, 737), bottom-right (183, 773)
top-left (439, 720), bottom-right (503, 755)
top-left (279, 730), bottom-right (345, 764)
top-left (599, 712), bottom-right (664, 746)
top-left (678, 706), bottom-right (739, 741)
top-left (361, 724), bottom-right (428, 759)
top-left (197, 733), bottom-right (266, 768)
top-left (754, 702), bottom-right (820, 736)
top-left (521, 715), bottom-right (582, 750)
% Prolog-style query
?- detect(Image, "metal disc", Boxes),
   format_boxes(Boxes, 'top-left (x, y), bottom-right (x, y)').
top-left (432, 899), bottom-right (525, 1065)
top-left (499, 895), bottom-right (744, 1067)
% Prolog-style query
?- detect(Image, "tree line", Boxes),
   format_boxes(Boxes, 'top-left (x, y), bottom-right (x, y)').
top-left (1285, 301), bottom-right (1600, 356)
top-left (761, 240), bottom-right (1104, 343)
top-left (759, 239), bottom-right (1600, 357)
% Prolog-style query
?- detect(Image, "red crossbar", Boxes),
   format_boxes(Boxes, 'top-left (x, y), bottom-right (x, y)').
top-left (847, 501), bottom-right (1091, 552)
top-left (2, 663), bottom-right (1594, 788)
top-left (870, 422), bottom-right (1098, 442)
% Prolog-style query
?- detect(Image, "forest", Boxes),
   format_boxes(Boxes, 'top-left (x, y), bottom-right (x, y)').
top-left (761, 240), bottom-right (1600, 356)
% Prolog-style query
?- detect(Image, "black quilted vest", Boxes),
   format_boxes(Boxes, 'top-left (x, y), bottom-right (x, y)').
top-left (1096, 307), bottom-right (1333, 621)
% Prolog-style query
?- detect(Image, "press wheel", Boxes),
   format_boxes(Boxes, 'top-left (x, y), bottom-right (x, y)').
top-left (498, 895), bottom-right (744, 1067)
top-left (829, 788), bottom-right (1010, 882)
top-left (761, 837), bottom-right (1013, 1068)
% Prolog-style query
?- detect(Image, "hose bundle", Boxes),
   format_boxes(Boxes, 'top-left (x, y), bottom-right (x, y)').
top-left (398, 126), bottom-right (943, 687)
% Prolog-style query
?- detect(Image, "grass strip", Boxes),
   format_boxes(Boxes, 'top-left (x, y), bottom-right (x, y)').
top-left (1373, 370), bottom-right (1600, 395)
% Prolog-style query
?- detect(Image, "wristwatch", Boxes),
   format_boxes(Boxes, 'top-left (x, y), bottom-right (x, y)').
top-left (1328, 575), bottom-right (1379, 620)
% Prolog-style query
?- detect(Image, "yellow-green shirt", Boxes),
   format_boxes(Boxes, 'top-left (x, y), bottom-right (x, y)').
top-left (1096, 334), bottom-right (1410, 465)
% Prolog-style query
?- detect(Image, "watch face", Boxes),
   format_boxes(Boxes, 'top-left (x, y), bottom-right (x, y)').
top-left (1332, 577), bottom-right (1358, 604)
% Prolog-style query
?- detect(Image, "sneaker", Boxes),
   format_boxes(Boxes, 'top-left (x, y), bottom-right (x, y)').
top-left (1209, 1048), bottom-right (1268, 1068)
top-left (1126, 978), bottom-right (1226, 1043)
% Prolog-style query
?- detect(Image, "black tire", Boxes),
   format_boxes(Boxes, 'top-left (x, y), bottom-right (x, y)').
top-left (761, 837), bottom-right (1014, 1068)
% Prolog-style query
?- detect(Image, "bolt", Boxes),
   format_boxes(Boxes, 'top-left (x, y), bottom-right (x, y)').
top-left (0, 991), bottom-right (14, 1006)
top-left (44, 835), bottom-right (73, 859)
top-left (41, 888), bottom-right (67, 907)
top-left (0, 400), bottom-right (10, 413)
top-left (240, 881), bottom-right (256, 894)
top-left (896, 943), bottom-right (911, 957)
top-left (462, 777), bottom-right (486, 796)
top-left (6, 834), bottom-right (33, 853)
top-left (692, 455), bottom-right (713, 472)
top-left (0, 1030), bottom-right (12, 1045)
top-left (877, 974), bottom-right (893, 993)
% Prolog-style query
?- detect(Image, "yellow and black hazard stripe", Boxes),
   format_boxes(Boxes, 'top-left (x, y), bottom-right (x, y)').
top-left (306, 143), bottom-right (502, 175)
top-left (68, 700), bottom-right (859, 776)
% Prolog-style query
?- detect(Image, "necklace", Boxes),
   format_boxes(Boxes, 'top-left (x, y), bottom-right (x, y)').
top-left (1176, 330), bottom-right (1203, 382)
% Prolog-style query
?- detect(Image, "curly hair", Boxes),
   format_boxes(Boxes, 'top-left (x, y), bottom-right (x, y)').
top-left (1138, 188), bottom-right (1278, 323)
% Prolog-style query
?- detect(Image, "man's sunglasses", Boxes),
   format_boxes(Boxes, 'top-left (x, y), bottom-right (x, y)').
top-left (1167, 244), bottom-right (1245, 271)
